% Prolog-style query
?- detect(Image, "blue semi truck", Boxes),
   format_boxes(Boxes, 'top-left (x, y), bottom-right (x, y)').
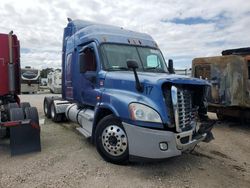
top-left (43, 18), bottom-right (214, 164)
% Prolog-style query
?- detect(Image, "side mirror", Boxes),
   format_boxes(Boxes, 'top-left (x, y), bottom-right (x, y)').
top-left (168, 59), bottom-right (175, 74)
top-left (127, 60), bottom-right (139, 69)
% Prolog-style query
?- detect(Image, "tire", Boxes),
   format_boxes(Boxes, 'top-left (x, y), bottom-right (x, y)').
top-left (50, 102), bottom-right (62, 122)
top-left (43, 97), bottom-right (53, 118)
top-left (9, 108), bottom-right (25, 121)
top-left (7, 102), bottom-right (19, 116)
top-left (5, 103), bottom-right (19, 138)
top-left (95, 115), bottom-right (129, 164)
top-left (20, 102), bottom-right (31, 115)
top-left (25, 107), bottom-right (39, 125)
top-left (8, 102), bottom-right (19, 109)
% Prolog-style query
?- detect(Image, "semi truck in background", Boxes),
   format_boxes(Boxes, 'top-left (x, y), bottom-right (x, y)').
top-left (21, 66), bottom-right (40, 94)
top-left (0, 31), bottom-right (41, 155)
top-left (43, 19), bottom-right (214, 164)
top-left (192, 47), bottom-right (250, 121)
top-left (47, 69), bottom-right (62, 94)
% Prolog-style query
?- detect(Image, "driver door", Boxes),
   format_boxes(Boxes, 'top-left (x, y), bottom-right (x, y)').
top-left (78, 43), bottom-right (99, 106)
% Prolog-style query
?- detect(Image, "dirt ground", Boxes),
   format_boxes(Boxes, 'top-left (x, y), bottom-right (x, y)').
top-left (0, 93), bottom-right (249, 188)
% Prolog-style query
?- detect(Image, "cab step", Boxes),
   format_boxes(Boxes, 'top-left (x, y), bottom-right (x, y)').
top-left (76, 127), bottom-right (91, 138)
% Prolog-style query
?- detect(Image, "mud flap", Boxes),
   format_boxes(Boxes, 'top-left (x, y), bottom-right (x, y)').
top-left (10, 122), bottom-right (41, 155)
top-left (198, 120), bottom-right (216, 143)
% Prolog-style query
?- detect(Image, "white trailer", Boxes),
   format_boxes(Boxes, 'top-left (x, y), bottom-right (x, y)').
top-left (47, 69), bottom-right (62, 94)
top-left (21, 66), bottom-right (40, 94)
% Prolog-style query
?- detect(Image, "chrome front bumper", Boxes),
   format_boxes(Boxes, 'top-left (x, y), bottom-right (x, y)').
top-left (175, 129), bottom-right (206, 150)
top-left (123, 122), bottom-right (206, 160)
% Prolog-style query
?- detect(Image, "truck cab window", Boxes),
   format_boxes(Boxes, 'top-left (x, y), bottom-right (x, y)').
top-left (66, 53), bottom-right (72, 81)
top-left (101, 44), bottom-right (167, 72)
top-left (79, 48), bottom-right (97, 73)
top-left (146, 55), bottom-right (161, 68)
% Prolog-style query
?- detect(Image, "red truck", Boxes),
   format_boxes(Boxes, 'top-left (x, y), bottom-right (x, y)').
top-left (0, 31), bottom-right (41, 155)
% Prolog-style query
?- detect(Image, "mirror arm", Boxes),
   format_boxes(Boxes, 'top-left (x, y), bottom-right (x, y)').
top-left (132, 69), bottom-right (143, 92)
top-left (127, 60), bottom-right (144, 93)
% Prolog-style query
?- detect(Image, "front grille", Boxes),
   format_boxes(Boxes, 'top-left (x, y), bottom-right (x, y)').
top-left (177, 89), bottom-right (196, 131)
top-left (171, 86), bottom-right (197, 132)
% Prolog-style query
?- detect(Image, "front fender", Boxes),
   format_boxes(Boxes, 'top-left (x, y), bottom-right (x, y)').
top-left (95, 103), bottom-right (119, 117)
top-left (99, 89), bottom-right (134, 121)
top-left (100, 88), bottom-right (167, 125)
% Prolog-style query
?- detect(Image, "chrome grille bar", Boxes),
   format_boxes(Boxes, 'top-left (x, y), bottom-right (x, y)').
top-left (171, 86), bottom-right (197, 132)
top-left (171, 86), bottom-right (180, 132)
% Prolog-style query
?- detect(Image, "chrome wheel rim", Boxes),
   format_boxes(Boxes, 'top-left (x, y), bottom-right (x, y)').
top-left (101, 125), bottom-right (127, 156)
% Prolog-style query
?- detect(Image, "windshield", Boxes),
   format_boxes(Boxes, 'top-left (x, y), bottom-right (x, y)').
top-left (101, 44), bottom-right (168, 73)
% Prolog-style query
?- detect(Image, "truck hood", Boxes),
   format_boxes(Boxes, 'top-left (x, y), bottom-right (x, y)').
top-left (101, 71), bottom-right (209, 125)
top-left (104, 71), bottom-right (209, 87)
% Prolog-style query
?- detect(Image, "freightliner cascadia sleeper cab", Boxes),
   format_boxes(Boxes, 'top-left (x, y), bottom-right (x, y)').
top-left (43, 19), bottom-right (214, 164)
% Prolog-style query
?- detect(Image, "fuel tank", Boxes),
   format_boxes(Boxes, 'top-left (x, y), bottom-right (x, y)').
top-left (0, 33), bottom-right (20, 96)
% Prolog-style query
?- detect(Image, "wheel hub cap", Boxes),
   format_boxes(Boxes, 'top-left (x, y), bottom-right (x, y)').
top-left (108, 136), bottom-right (118, 146)
top-left (102, 125), bottom-right (127, 156)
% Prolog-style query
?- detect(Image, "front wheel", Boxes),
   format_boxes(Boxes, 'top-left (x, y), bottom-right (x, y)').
top-left (95, 115), bottom-right (129, 164)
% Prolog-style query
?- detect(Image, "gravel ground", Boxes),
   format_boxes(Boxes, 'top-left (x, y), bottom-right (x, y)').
top-left (0, 93), bottom-right (249, 188)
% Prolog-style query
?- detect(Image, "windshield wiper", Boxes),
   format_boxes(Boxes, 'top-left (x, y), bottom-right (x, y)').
top-left (144, 67), bottom-right (166, 73)
top-left (110, 66), bottom-right (129, 70)
top-left (145, 67), bottom-right (158, 70)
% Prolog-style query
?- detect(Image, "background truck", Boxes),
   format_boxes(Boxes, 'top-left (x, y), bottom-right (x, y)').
top-left (192, 47), bottom-right (250, 121)
top-left (43, 19), bottom-right (213, 164)
top-left (47, 69), bottom-right (62, 94)
top-left (0, 31), bottom-right (41, 155)
top-left (21, 66), bottom-right (40, 94)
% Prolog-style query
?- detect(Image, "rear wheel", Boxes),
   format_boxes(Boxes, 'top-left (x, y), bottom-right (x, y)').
top-left (5, 103), bottom-right (20, 138)
top-left (20, 102), bottom-right (31, 115)
top-left (51, 102), bottom-right (62, 122)
top-left (25, 107), bottom-right (39, 125)
top-left (7, 103), bottom-right (19, 109)
top-left (95, 115), bottom-right (129, 164)
top-left (9, 108), bottom-right (25, 121)
top-left (7, 103), bottom-right (19, 118)
top-left (43, 97), bottom-right (52, 118)
top-left (9, 107), bottom-right (41, 155)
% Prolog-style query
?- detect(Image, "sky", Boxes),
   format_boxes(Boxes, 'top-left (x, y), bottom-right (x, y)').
top-left (0, 0), bottom-right (250, 69)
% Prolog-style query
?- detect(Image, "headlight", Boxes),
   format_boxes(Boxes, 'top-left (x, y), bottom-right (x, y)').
top-left (129, 103), bottom-right (162, 123)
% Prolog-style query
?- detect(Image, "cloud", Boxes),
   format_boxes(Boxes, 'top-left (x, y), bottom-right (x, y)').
top-left (0, 0), bottom-right (249, 69)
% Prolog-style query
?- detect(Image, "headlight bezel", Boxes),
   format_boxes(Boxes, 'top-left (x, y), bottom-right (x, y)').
top-left (129, 102), bottom-right (162, 123)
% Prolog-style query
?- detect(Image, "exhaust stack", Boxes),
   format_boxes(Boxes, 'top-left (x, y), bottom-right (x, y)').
top-left (8, 31), bottom-right (15, 94)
